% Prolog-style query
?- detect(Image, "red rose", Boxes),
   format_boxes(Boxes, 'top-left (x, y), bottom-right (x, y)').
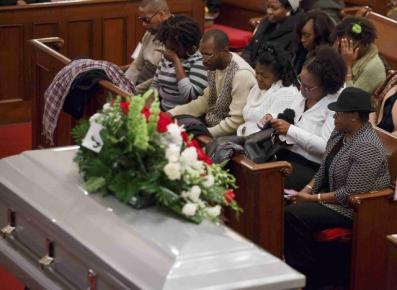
top-left (188, 139), bottom-right (213, 165)
top-left (141, 106), bottom-right (150, 121)
top-left (181, 131), bottom-right (189, 142)
top-left (157, 112), bottom-right (173, 133)
top-left (120, 102), bottom-right (130, 114)
top-left (224, 191), bottom-right (235, 204)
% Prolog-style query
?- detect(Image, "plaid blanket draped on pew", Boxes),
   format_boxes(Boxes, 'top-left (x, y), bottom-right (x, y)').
top-left (43, 59), bottom-right (135, 144)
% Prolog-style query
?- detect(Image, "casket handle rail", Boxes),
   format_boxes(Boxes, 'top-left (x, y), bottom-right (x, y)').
top-left (38, 238), bottom-right (55, 269)
top-left (1, 209), bottom-right (16, 238)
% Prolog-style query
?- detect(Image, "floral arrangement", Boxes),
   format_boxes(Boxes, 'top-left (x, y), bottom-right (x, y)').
top-left (72, 90), bottom-right (241, 223)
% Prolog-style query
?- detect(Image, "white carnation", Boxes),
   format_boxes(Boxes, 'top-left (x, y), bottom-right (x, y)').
top-left (203, 175), bottom-right (214, 188)
top-left (189, 185), bottom-right (201, 202)
top-left (163, 162), bottom-right (181, 180)
top-left (165, 144), bottom-right (180, 163)
top-left (102, 103), bottom-right (111, 111)
top-left (167, 123), bottom-right (183, 145)
top-left (89, 113), bottom-right (103, 123)
top-left (206, 205), bottom-right (221, 218)
top-left (182, 203), bottom-right (198, 216)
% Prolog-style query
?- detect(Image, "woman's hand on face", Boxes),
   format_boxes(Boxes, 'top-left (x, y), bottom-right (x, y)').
top-left (270, 118), bottom-right (290, 135)
top-left (340, 38), bottom-right (359, 68)
top-left (155, 48), bottom-right (179, 63)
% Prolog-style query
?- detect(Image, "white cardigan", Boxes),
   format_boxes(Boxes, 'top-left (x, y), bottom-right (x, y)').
top-left (281, 91), bottom-right (340, 164)
top-left (237, 81), bottom-right (299, 137)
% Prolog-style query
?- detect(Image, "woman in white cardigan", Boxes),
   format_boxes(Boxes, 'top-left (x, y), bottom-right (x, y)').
top-left (237, 45), bottom-right (299, 137)
top-left (271, 46), bottom-right (347, 190)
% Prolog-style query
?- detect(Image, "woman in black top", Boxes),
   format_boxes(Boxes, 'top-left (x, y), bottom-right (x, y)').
top-left (242, 0), bottom-right (303, 67)
top-left (293, 10), bottom-right (335, 75)
top-left (377, 88), bottom-right (397, 134)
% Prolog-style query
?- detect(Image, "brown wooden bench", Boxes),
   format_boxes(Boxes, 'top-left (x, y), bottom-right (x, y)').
top-left (367, 11), bottom-right (397, 70)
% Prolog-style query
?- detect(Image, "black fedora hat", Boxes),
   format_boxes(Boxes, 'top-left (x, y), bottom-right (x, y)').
top-left (328, 87), bottom-right (374, 112)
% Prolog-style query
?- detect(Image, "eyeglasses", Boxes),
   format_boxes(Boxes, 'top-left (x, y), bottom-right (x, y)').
top-left (298, 75), bottom-right (319, 93)
top-left (138, 11), bottom-right (160, 24)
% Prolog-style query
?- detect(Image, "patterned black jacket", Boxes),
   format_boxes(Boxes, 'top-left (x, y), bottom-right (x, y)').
top-left (312, 123), bottom-right (391, 219)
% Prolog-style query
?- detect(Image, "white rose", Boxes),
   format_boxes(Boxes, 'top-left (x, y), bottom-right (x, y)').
top-left (166, 123), bottom-right (183, 145)
top-left (163, 162), bottom-right (181, 180)
top-left (165, 144), bottom-right (180, 163)
top-left (180, 147), bottom-right (198, 165)
top-left (181, 191), bottom-right (189, 198)
top-left (206, 205), bottom-right (221, 218)
top-left (182, 203), bottom-right (198, 216)
top-left (189, 185), bottom-right (201, 202)
top-left (202, 175), bottom-right (214, 188)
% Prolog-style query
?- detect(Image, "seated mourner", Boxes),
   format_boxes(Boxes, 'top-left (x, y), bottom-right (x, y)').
top-left (271, 46), bottom-right (346, 190)
top-left (284, 87), bottom-right (391, 290)
top-left (242, 0), bottom-right (302, 67)
top-left (237, 44), bottom-right (299, 137)
top-left (152, 15), bottom-right (208, 111)
top-left (124, 0), bottom-right (171, 94)
top-left (168, 29), bottom-right (256, 138)
top-left (332, 16), bottom-right (386, 95)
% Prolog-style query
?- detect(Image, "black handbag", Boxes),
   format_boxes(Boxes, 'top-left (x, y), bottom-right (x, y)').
top-left (244, 128), bottom-right (289, 163)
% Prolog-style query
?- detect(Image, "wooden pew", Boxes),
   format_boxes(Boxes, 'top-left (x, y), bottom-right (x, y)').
top-left (344, 0), bottom-right (389, 15)
top-left (30, 37), bottom-right (291, 258)
top-left (215, 0), bottom-right (267, 30)
top-left (367, 11), bottom-right (397, 70)
top-left (0, 0), bottom-right (204, 125)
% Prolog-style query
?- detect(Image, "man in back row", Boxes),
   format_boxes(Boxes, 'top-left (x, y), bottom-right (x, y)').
top-left (168, 30), bottom-right (256, 137)
top-left (125, 0), bottom-right (171, 94)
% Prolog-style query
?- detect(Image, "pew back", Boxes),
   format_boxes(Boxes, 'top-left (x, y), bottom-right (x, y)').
top-left (367, 11), bottom-right (397, 70)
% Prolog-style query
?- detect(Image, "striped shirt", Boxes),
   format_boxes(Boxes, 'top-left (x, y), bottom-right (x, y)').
top-left (152, 51), bottom-right (208, 111)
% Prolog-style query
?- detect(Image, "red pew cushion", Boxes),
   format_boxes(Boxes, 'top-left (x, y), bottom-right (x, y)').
top-left (205, 24), bottom-right (252, 50)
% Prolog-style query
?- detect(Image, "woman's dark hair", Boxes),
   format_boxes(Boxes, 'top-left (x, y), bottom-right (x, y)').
top-left (155, 15), bottom-right (202, 53)
top-left (296, 10), bottom-right (335, 47)
top-left (257, 44), bottom-right (299, 87)
top-left (331, 16), bottom-right (377, 46)
top-left (305, 46), bottom-right (347, 95)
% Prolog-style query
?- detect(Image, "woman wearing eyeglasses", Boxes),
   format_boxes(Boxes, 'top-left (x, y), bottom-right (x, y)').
top-left (152, 15), bottom-right (208, 111)
top-left (271, 46), bottom-right (346, 190)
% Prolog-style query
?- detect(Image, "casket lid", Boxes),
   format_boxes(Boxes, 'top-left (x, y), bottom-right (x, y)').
top-left (0, 147), bottom-right (305, 290)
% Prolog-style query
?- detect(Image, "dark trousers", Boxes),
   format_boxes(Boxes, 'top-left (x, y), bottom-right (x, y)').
top-left (277, 149), bottom-right (320, 190)
top-left (284, 202), bottom-right (352, 289)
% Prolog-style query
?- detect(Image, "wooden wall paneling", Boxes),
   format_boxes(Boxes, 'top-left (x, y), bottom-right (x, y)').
top-left (67, 20), bottom-right (93, 60)
top-left (102, 17), bottom-right (127, 65)
top-left (0, 24), bottom-right (29, 124)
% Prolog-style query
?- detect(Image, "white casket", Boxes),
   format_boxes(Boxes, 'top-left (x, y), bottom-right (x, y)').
top-left (0, 147), bottom-right (305, 290)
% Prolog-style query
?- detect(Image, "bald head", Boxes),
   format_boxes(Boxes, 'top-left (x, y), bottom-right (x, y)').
top-left (202, 29), bottom-right (229, 51)
top-left (139, 0), bottom-right (169, 12)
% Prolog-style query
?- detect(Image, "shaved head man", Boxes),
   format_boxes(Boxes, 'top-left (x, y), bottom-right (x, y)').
top-left (125, 0), bottom-right (171, 94)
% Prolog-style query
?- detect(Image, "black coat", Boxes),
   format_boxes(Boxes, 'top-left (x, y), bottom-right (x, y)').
top-left (242, 10), bottom-right (303, 68)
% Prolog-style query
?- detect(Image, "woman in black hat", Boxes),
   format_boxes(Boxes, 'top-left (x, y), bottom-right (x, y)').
top-left (284, 87), bottom-right (391, 289)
